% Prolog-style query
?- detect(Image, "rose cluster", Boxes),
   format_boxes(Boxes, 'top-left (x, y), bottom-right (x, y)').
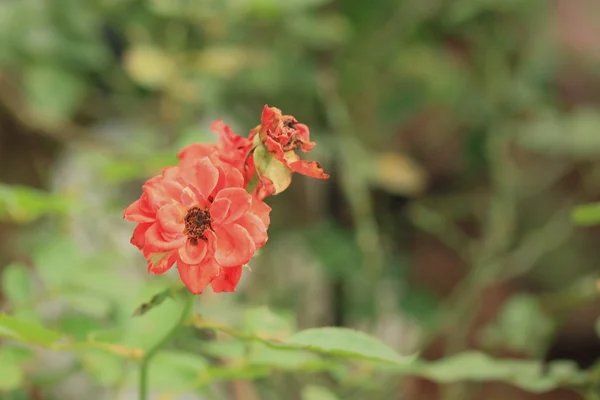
top-left (123, 105), bottom-right (329, 294)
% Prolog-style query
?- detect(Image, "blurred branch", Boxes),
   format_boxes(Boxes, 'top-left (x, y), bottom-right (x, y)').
top-left (439, 132), bottom-right (518, 338)
top-left (139, 294), bottom-right (195, 400)
top-left (317, 69), bottom-right (384, 278)
top-left (407, 203), bottom-right (471, 262)
top-left (440, 131), bottom-right (519, 400)
top-left (438, 139), bottom-right (578, 400)
top-left (539, 272), bottom-right (600, 315)
top-left (496, 204), bottom-right (574, 282)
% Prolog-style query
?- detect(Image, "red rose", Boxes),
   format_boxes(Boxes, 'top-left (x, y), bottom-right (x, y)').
top-left (124, 155), bottom-right (270, 294)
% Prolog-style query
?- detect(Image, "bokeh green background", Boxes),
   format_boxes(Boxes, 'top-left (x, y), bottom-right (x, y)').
top-left (1, 0), bottom-right (599, 399)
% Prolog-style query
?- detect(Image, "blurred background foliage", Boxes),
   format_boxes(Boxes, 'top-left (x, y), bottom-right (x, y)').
top-left (0, 0), bottom-right (600, 399)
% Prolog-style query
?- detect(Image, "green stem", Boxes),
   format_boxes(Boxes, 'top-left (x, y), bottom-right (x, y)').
top-left (139, 293), bottom-right (195, 400)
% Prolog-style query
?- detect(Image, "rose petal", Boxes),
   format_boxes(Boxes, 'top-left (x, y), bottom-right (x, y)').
top-left (288, 160), bottom-right (329, 179)
top-left (210, 120), bottom-right (237, 144)
top-left (123, 198), bottom-right (154, 223)
top-left (294, 123), bottom-right (312, 146)
top-left (180, 186), bottom-right (200, 207)
top-left (162, 166), bottom-right (180, 180)
top-left (211, 266), bottom-right (243, 293)
top-left (157, 204), bottom-right (185, 233)
top-left (244, 156), bottom-right (256, 183)
top-left (215, 164), bottom-right (245, 193)
top-left (146, 251), bottom-right (177, 274)
top-left (237, 213), bottom-right (268, 248)
top-left (182, 157), bottom-right (219, 198)
top-left (214, 224), bottom-right (256, 267)
top-left (145, 178), bottom-right (184, 209)
top-left (212, 187), bottom-right (251, 224)
top-left (178, 239), bottom-right (208, 265)
top-left (131, 223), bottom-right (151, 249)
top-left (210, 197), bottom-right (231, 224)
top-left (144, 222), bottom-right (186, 252)
top-left (177, 260), bottom-right (219, 294)
top-left (260, 105), bottom-right (282, 132)
top-left (253, 176), bottom-right (276, 201)
top-left (251, 198), bottom-right (271, 228)
top-left (264, 136), bottom-right (287, 164)
top-left (178, 143), bottom-right (217, 160)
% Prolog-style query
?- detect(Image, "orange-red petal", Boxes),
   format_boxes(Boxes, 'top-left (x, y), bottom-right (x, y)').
top-left (178, 238), bottom-right (209, 265)
top-left (130, 222), bottom-right (151, 249)
top-left (182, 157), bottom-right (219, 199)
top-left (210, 197), bottom-right (231, 224)
top-left (145, 222), bottom-right (186, 252)
top-left (147, 251), bottom-right (177, 274)
top-left (213, 224), bottom-right (255, 267)
top-left (215, 164), bottom-right (245, 192)
top-left (123, 198), bottom-right (154, 223)
top-left (178, 142), bottom-right (217, 160)
top-left (288, 160), bottom-right (330, 179)
top-left (211, 266), bottom-right (243, 293)
top-left (145, 179), bottom-right (184, 209)
top-left (212, 187), bottom-right (251, 224)
top-left (251, 198), bottom-right (271, 228)
top-left (253, 176), bottom-right (275, 201)
top-left (177, 260), bottom-right (219, 294)
top-left (264, 136), bottom-right (287, 164)
top-left (237, 212), bottom-right (268, 248)
top-left (157, 204), bottom-right (185, 234)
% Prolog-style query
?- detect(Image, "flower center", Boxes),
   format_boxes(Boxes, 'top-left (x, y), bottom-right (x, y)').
top-left (280, 117), bottom-right (304, 151)
top-left (184, 207), bottom-right (212, 245)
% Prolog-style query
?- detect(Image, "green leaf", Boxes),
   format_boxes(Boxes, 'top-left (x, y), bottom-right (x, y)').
top-left (0, 346), bottom-right (33, 391)
top-left (595, 317), bottom-right (600, 339)
top-left (201, 340), bottom-right (246, 360)
top-left (302, 385), bottom-right (340, 400)
top-left (248, 342), bottom-right (320, 369)
top-left (518, 109), bottom-right (600, 159)
top-left (239, 0), bottom-right (333, 17)
top-left (34, 238), bottom-right (82, 288)
top-left (201, 364), bottom-right (271, 383)
top-left (146, 351), bottom-right (208, 391)
top-left (287, 327), bottom-right (410, 364)
top-left (23, 65), bottom-right (84, 125)
top-left (58, 315), bottom-right (104, 341)
top-left (1, 262), bottom-right (32, 306)
top-left (80, 349), bottom-right (125, 386)
top-left (243, 306), bottom-right (294, 339)
top-left (252, 143), bottom-right (292, 195)
top-left (0, 184), bottom-right (71, 223)
top-left (63, 292), bottom-right (112, 319)
top-left (0, 353), bottom-right (23, 391)
top-left (69, 265), bottom-right (137, 304)
top-left (132, 285), bottom-right (187, 317)
top-left (572, 203), bottom-right (600, 226)
top-left (0, 314), bottom-right (63, 347)
top-left (480, 294), bottom-right (554, 355)
top-left (120, 291), bottom-right (187, 350)
top-left (194, 314), bottom-right (414, 366)
top-left (414, 352), bottom-right (586, 393)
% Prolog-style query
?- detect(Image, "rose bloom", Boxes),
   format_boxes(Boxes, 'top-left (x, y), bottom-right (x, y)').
top-left (123, 154), bottom-right (270, 294)
top-left (251, 105), bottom-right (329, 180)
top-left (178, 120), bottom-right (255, 184)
